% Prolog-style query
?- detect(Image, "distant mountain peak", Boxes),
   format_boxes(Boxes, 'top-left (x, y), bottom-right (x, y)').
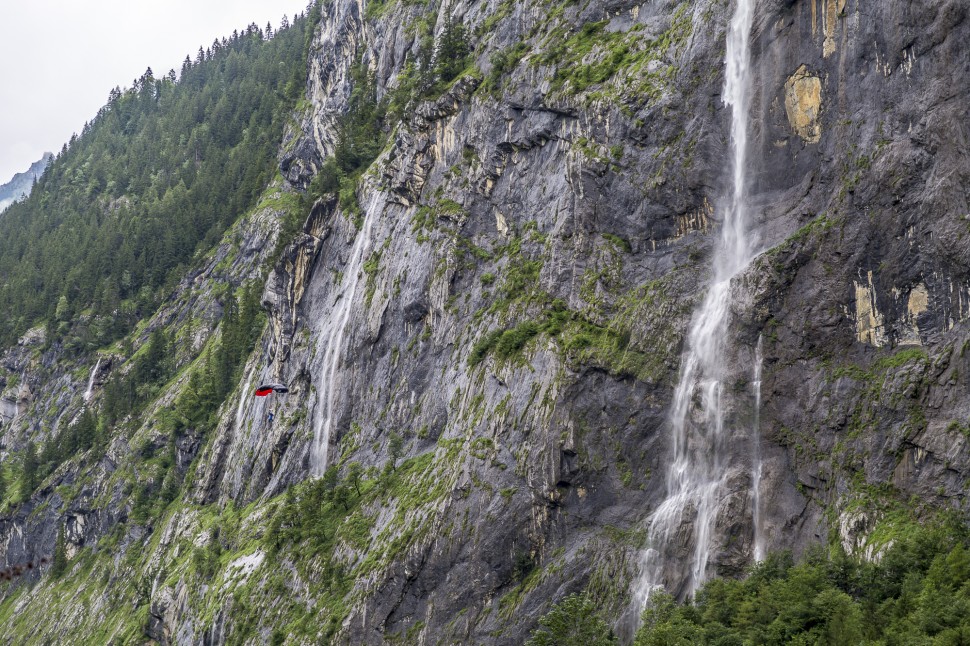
top-left (0, 154), bottom-right (52, 212)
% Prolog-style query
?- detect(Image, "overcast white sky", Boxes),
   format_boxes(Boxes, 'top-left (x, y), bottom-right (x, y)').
top-left (0, 0), bottom-right (311, 182)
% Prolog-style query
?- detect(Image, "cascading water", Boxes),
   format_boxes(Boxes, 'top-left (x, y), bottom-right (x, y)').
top-left (752, 335), bottom-right (765, 562)
top-left (631, 0), bottom-right (758, 616)
top-left (14, 369), bottom-right (25, 418)
top-left (310, 197), bottom-right (381, 476)
top-left (84, 357), bottom-right (102, 402)
top-left (236, 365), bottom-right (257, 432)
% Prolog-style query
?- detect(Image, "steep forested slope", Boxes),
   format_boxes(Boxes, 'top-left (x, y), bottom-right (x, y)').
top-left (0, 17), bottom-right (310, 349)
top-left (0, 9), bottom-right (316, 642)
top-left (0, 0), bottom-right (967, 644)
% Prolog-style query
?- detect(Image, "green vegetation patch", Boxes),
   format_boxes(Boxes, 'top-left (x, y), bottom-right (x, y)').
top-left (256, 440), bottom-right (462, 642)
top-left (363, 250), bottom-right (382, 307)
top-left (630, 518), bottom-right (970, 645)
top-left (411, 198), bottom-right (469, 239)
top-left (469, 265), bottom-right (687, 384)
top-left (538, 4), bottom-right (693, 101)
top-left (560, 276), bottom-right (688, 383)
top-left (469, 305), bottom-right (570, 368)
top-left (526, 593), bottom-right (616, 646)
top-left (480, 41), bottom-right (530, 96)
top-left (389, 13), bottom-right (473, 117)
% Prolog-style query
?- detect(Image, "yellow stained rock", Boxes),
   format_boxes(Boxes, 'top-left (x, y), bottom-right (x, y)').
top-left (784, 65), bottom-right (822, 144)
top-left (855, 271), bottom-right (887, 347)
top-left (823, 0), bottom-right (847, 58)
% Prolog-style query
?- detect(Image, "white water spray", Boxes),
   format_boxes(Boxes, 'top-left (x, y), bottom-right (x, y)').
top-left (84, 358), bottom-right (102, 402)
top-left (632, 0), bottom-right (758, 612)
top-left (310, 198), bottom-right (381, 475)
top-left (752, 335), bottom-right (765, 562)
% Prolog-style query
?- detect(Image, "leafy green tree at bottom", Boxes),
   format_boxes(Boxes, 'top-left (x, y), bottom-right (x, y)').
top-left (527, 593), bottom-right (617, 646)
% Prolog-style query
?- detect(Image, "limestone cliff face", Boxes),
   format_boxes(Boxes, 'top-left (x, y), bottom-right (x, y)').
top-left (213, 0), bottom-right (970, 639)
top-left (201, 0), bottom-right (722, 639)
top-left (0, 0), bottom-right (968, 643)
top-left (748, 0), bottom-right (970, 563)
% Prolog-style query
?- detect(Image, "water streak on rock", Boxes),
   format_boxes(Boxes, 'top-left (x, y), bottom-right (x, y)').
top-left (752, 335), bottom-right (765, 563)
top-left (311, 197), bottom-right (381, 475)
top-left (632, 0), bottom-right (759, 613)
top-left (83, 358), bottom-right (101, 402)
top-left (236, 365), bottom-right (257, 432)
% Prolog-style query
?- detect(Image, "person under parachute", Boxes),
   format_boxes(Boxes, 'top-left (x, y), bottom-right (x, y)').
top-left (254, 383), bottom-right (289, 422)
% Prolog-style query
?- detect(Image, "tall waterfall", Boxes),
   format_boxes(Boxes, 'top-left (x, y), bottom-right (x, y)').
top-left (310, 197), bottom-right (381, 476)
top-left (632, 0), bottom-right (758, 614)
top-left (84, 357), bottom-right (102, 402)
top-left (752, 335), bottom-right (765, 562)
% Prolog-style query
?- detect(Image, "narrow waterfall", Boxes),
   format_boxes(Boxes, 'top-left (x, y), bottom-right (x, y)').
top-left (84, 357), bottom-right (102, 402)
top-left (14, 370), bottom-right (25, 418)
top-left (310, 198), bottom-right (381, 476)
top-left (631, 0), bottom-right (758, 614)
top-left (236, 365), bottom-right (256, 432)
top-left (752, 335), bottom-right (765, 562)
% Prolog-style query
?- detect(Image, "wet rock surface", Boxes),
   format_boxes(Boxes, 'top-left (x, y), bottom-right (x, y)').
top-left (0, 0), bottom-right (968, 643)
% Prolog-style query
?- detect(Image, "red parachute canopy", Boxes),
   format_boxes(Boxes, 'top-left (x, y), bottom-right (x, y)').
top-left (254, 383), bottom-right (288, 397)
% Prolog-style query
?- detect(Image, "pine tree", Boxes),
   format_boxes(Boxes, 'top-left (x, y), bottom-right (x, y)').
top-left (388, 432), bottom-right (404, 470)
top-left (94, 417), bottom-right (109, 454)
top-left (20, 441), bottom-right (38, 501)
top-left (51, 525), bottom-right (68, 578)
top-left (243, 282), bottom-right (262, 337)
top-left (332, 484), bottom-right (351, 511)
top-left (435, 13), bottom-right (470, 86)
top-left (322, 466), bottom-right (340, 498)
top-left (160, 469), bottom-right (180, 504)
top-left (74, 408), bottom-right (97, 452)
top-left (346, 462), bottom-right (364, 496)
top-left (55, 295), bottom-right (70, 321)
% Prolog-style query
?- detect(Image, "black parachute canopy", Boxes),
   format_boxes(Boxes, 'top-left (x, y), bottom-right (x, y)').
top-left (254, 383), bottom-right (289, 396)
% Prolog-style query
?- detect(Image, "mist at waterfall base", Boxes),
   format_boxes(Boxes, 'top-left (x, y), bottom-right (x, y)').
top-left (628, 0), bottom-right (763, 625)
